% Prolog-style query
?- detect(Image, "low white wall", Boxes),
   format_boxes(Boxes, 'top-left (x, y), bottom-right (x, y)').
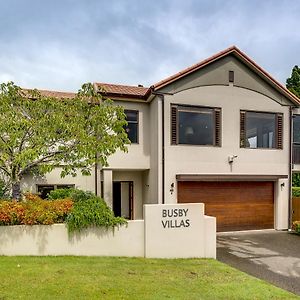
top-left (204, 216), bottom-right (216, 258)
top-left (0, 221), bottom-right (144, 257)
top-left (0, 204), bottom-right (216, 258)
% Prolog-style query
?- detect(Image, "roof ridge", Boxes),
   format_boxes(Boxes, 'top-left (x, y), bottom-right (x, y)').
top-left (153, 45), bottom-right (238, 89)
top-left (153, 45), bottom-right (300, 105)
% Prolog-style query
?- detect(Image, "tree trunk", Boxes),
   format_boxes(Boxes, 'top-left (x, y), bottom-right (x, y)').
top-left (12, 181), bottom-right (21, 200)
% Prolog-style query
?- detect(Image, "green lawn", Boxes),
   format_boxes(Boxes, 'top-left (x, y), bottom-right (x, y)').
top-left (0, 256), bottom-right (298, 300)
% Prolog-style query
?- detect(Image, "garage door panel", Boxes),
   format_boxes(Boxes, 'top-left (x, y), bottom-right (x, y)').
top-left (178, 181), bottom-right (274, 232)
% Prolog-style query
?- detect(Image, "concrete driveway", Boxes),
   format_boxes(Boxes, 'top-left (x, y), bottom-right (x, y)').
top-left (217, 230), bottom-right (300, 296)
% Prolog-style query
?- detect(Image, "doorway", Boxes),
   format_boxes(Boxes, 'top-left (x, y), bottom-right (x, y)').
top-left (113, 181), bottom-right (134, 219)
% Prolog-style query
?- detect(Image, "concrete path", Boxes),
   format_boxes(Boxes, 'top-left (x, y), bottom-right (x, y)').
top-left (217, 230), bottom-right (300, 296)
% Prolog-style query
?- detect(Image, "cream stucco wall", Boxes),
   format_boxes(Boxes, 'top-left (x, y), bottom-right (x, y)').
top-left (147, 97), bottom-right (163, 205)
top-left (21, 168), bottom-right (96, 194)
top-left (161, 85), bottom-right (291, 229)
top-left (106, 101), bottom-right (150, 170)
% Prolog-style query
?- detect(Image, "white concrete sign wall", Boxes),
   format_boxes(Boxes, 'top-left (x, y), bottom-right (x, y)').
top-left (0, 204), bottom-right (216, 258)
top-left (144, 203), bottom-right (216, 258)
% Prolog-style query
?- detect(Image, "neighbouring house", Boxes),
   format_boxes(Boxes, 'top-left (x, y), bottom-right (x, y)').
top-left (20, 46), bottom-right (300, 232)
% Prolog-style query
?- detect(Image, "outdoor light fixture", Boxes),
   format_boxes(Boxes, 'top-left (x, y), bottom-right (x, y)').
top-left (228, 155), bottom-right (238, 164)
top-left (170, 183), bottom-right (174, 194)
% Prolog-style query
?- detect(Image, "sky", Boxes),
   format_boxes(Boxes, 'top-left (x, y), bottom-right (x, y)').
top-left (0, 0), bottom-right (299, 92)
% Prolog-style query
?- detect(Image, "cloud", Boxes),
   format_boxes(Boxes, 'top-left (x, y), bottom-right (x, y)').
top-left (0, 0), bottom-right (299, 90)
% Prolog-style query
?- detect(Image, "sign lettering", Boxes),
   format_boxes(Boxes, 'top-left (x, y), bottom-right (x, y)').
top-left (161, 208), bottom-right (190, 228)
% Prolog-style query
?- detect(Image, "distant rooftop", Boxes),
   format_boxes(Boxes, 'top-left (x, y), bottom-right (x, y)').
top-left (94, 82), bottom-right (151, 100)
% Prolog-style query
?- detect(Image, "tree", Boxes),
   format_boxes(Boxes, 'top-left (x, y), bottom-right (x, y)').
top-left (286, 65), bottom-right (300, 98)
top-left (0, 82), bottom-right (129, 199)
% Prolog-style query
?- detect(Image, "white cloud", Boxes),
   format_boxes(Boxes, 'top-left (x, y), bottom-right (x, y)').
top-left (0, 0), bottom-right (299, 90)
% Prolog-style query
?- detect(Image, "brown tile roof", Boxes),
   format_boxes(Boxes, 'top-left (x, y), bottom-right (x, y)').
top-left (35, 89), bottom-right (76, 99)
top-left (94, 82), bottom-right (151, 100)
top-left (23, 88), bottom-right (76, 99)
top-left (153, 46), bottom-right (300, 105)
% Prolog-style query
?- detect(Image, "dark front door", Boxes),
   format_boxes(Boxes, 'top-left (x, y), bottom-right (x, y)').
top-left (113, 181), bottom-right (134, 219)
top-left (113, 182), bottom-right (122, 217)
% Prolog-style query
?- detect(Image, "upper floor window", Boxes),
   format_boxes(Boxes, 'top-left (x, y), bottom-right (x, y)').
top-left (293, 114), bottom-right (300, 164)
top-left (124, 110), bottom-right (138, 144)
top-left (171, 104), bottom-right (221, 146)
top-left (240, 111), bottom-right (283, 149)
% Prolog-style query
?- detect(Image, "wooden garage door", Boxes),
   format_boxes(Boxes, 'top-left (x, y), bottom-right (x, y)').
top-left (178, 181), bottom-right (274, 232)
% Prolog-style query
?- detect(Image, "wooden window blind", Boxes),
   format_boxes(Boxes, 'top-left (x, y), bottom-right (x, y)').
top-left (171, 105), bottom-right (178, 145)
top-left (240, 111), bottom-right (246, 147)
top-left (215, 108), bottom-right (221, 147)
top-left (276, 113), bottom-right (283, 149)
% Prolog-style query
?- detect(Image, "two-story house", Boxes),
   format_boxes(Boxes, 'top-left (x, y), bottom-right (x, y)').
top-left (21, 46), bottom-right (300, 232)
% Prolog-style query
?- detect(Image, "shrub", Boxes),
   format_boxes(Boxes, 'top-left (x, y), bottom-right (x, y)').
top-left (292, 221), bottom-right (300, 233)
top-left (0, 179), bottom-right (7, 199)
top-left (47, 188), bottom-right (75, 200)
top-left (292, 187), bottom-right (300, 197)
top-left (292, 173), bottom-right (300, 187)
top-left (0, 190), bottom-right (125, 234)
top-left (67, 189), bottom-right (95, 202)
top-left (66, 196), bottom-right (126, 233)
top-left (0, 201), bottom-right (25, 225)
top-left (47, 188), bottom-right (94, 202)
top-left (0, 195), bottom-right (73, 225)
top-left (24, 192), bottom-right (43, 202)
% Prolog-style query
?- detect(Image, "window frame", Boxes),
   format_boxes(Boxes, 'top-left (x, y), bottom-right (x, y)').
top-left (171, 104), bottom-right (221, 147)
top-left (36, 184), bottom-right (75, 199)
top-left (124, 109), bottom-right (139, 144)
top-left (293, 114), bottom-right (300, 163)
top-left (240, 110), bottom-right (283, 150)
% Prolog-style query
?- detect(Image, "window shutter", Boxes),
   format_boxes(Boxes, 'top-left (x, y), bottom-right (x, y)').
top-left (215, 109), bottom-right (221, 146)
top-left (171, 106), bottom-right (177, 145)
top-left (240, 111), bottom-right (246, 147)
top-left (276, 114), bottom-right (283, 149)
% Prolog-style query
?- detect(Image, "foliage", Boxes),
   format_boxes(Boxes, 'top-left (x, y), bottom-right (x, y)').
top-left (67, 189), bottom-right (95, 202)
top-left (66, 195), bottom-right (126, 233)
top-left (0, 179), bottom-right (7, 198)
top-left (0, 82), bottom-right (129, 199)
top-left (286, 65), bottom-right (300, 98)
top-left (0, 194), bottom-right (73, 225)
top-left (292, 221), bottom-right (300, 233)
top-left (292, 187), bottom-right (300, 197)
top-left (0, 188), bottom-right (125, 233)
top-left (47, 188), bottom-right (76, 200)
top-left (47, 188), bottom-right (95, 202)
top-left (292, 173), bottom-right (300, 187)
